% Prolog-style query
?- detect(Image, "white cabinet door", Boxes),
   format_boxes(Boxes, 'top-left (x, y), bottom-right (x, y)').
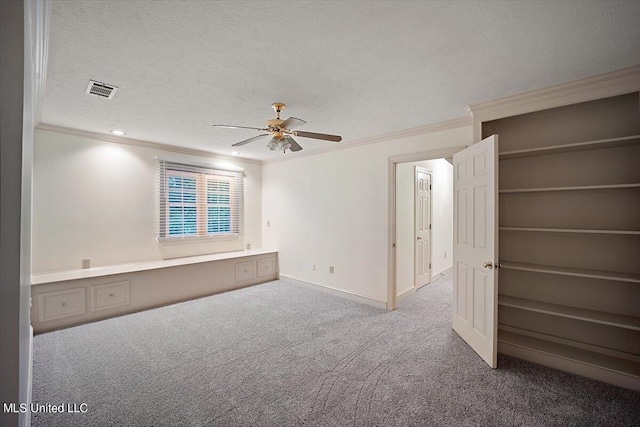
top-left (452, 135), bottom-right (499, 368)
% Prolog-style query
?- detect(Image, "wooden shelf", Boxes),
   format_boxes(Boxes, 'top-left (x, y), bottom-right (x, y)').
top-left (498, 324), bottom-right (640, 363)
top-left (499, 135), bottom-right (640, 159)
top-left (498, 295), bottom-right (640, 331)
top-left (499, 183), bottom-right (640, 194)
top-left (498, 330), bottom-right (639, 378)
top-left (499, 227), bottom-right (640, 236)
top-left (499, 261), bottom-right (640, 284)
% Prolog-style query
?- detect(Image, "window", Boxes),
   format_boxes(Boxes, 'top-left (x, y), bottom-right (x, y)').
top-left (158, 160), bottom-right (243, 240)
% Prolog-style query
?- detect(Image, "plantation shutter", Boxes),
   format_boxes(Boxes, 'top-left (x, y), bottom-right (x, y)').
top-left (158, 160), bottom-right (244, 240)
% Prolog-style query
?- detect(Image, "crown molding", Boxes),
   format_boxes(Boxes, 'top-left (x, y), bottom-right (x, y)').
top-left (262, 116), bottom-right (471, 165)
top-left (465, 65), bottom-right (640, 122)
top-left (36, 124), bottom-right (262, 165)
top-left (26, 0), bottom-right (50, 126)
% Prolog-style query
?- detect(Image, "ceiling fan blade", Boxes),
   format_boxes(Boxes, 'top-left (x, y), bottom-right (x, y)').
top-left (280, 117), bottom-right (307, 130)
top-left (231, 134), bottom-right (269, 147)
top-left (213, 124), bottom-right (266, 131)
top-left (293, 131), bottom-right (342, 142)
top-left (284, 137), bottom-right (303, 152)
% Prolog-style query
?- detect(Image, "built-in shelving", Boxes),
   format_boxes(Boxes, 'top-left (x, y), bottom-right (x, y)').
top-left (498, 295), bottom-right (640, 331)
top-left (488, 91), bottom-right (640, 389)
top-left (498, 330), bottom-right (639, 378)
top-left (498, 324), bottom-right (640, 363)
top-left (499, 227), bottom-right (640, 236)
top-left (499, 261), bottom-right (640, 284)
top-left (499, 134), bottom-right (640, 160)
top-left (499, 183), bottom-right (640, 194)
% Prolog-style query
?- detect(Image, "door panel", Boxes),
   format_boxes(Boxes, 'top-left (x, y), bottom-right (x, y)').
top-left (456, 262), bottom-right (468, 317)
top-left (453, 135), bottom-right (498, 368)
top-left (415, 168), bottom-right (431, 287)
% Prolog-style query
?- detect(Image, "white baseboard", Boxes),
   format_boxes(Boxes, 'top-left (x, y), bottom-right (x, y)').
top-left (397, 286), bottom-right (416, 301)
top-left (432, 266), bottom-right (452, 278)
top-left (279, 274), bottom-right (387, 310)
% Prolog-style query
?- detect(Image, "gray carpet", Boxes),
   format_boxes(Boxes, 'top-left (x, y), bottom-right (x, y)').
top-left (32, 272), bottom-right (640, 426)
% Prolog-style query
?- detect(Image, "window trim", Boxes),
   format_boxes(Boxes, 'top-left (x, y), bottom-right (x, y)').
top-left (157, 159), bottom-right (244, 243)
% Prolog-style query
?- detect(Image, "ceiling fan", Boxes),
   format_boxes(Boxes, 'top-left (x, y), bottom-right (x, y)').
top-left (212, 103), bottom-right (342, 153)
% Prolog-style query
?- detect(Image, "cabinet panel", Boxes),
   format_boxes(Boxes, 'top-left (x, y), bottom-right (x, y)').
top-left (91, 281), bottom-right (131, 312)
top-left (257, 258), bottom-right (276, 277)
top-left (235, 261), bottom-right (257, 282)
top-left (38, 288), bottom-right (86, 322)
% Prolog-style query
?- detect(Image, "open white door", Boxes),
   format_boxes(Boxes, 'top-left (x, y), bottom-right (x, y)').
top-left (452, 135), bottom-right (498, 368)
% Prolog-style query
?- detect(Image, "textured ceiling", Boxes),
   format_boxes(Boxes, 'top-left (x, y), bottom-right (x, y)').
top-left (42, 0), bottom-right (640, 160)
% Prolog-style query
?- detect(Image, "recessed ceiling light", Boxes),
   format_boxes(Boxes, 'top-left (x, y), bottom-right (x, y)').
top-left (111, 130), bottom-right (125, 136)
top-left (230, 151), bottom-right (240, 156)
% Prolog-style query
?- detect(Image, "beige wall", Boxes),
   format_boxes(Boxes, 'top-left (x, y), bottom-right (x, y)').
top-left (32, 129), bottom-right (263, 273)
top-left (396, 158), bottom-right (453, 297)
top-left (262, 125), bottom-right (471, 303)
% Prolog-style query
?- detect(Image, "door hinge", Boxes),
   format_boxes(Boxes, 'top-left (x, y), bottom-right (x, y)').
top-left (393, 243), bottom-right (396, 248)
top-left (429, 184), bottom-right (432, 190)
top-left (429, 263), bottom-right (431, 269)
top-left (429, 224), bottom-right (432, 230)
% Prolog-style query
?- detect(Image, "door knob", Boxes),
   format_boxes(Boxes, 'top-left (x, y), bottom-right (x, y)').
top-left (483, 261), bottom-right (493, 269)
top-left (417, 236), bottom-right (422, 240)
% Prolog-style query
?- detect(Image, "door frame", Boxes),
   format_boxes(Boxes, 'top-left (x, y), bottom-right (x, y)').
top-left (414, 166), bottom-right (432, 289)
top-left (387, 146), bottom-right (466, 310)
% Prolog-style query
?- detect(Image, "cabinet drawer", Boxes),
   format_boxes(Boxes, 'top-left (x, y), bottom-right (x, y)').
top-left (91, 281), bottom-right (131, 312)
top-left (257, 258), bottom-right (276, 277)
top-left (38, 288), bottom-right (86, 322)
top-left (235, 261), bottom-right (257, 282)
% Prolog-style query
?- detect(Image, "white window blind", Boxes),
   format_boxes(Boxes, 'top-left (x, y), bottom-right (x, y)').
top-left (158, 160), bottom-right (243, 241)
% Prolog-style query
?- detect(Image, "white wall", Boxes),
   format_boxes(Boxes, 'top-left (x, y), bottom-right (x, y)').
top-left (0, 2), bottom-right (29, 425)
top-left (262, 125), bottom-right (471, 303)
top-left (396, 159), bottom-right (453, 297)
top-left (32, 129), bottom-right (262, 274)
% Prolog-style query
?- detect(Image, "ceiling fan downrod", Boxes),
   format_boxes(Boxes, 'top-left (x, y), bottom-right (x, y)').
top-left (272, 103), bottom-right (286, 120)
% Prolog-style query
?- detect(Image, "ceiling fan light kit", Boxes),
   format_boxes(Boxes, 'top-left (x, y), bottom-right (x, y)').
top-left (212, 103), bottom-right (342, 153)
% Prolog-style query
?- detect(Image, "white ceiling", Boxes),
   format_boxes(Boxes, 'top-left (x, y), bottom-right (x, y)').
top-left (42, 0), bottom-right (640, 161)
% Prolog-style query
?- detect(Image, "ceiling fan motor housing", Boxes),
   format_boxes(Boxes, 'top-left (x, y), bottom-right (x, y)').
top-left (266, 118), bottom-right (285, 129)
top-left (217, 102), bottom-right (341, 153)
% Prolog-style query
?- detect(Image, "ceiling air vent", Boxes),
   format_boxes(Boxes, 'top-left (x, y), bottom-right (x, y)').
top-left (85, 80), bottom-right (118, 99)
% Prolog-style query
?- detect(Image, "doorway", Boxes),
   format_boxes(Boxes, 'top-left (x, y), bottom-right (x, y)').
top-left (388, 146), bottom-right (465, 309)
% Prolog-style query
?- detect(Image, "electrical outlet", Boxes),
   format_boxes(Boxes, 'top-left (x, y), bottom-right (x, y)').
top-left (311, 262), bottom-right (316, 271)
top-left (444, 252), bottom-right (447, 259)
top-left (267, 220), bottom-right (271, 227)
top-left (329, 266), bottom-right (335, 274)
top-left (82, 258), bottom-right (91, 269)
top-left (246, 243), bottom-right (251, 250)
